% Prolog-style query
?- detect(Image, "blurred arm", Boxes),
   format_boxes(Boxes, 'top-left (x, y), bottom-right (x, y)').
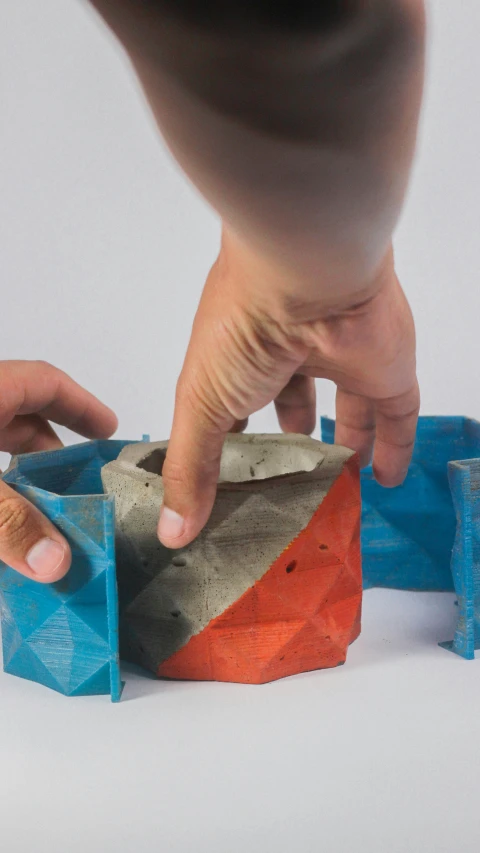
top-left (89, 0), bottom-right (425, 308)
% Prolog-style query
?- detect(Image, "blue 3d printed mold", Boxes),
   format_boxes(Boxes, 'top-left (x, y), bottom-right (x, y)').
top-left (443, 457), bottom-right (480, 659)
top-left (0, 438), bottom-right (147, 701)
top-left (321, 415), bottom-right (480, 659)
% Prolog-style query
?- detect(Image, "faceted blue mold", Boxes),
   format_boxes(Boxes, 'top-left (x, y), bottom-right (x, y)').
top-left (440, 458), bottom-right (480, 659)
top-left (321, 415), bottom-right (480, 658)
top-left (0, 438), bottom-right (147, 701)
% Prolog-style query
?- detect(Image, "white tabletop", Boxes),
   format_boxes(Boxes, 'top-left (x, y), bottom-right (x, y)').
top-left (1, 588), bottom-right (478, 853)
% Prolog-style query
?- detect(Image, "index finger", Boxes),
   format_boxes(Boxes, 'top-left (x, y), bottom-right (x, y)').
top-left (0, 361), bottom-right (118, 438)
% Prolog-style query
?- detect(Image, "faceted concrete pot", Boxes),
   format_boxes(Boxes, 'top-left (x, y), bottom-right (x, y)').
top-left (102, 434), bottom-right (362, 684)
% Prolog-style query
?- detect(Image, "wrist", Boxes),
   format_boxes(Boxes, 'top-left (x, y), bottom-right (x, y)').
top-left (221, 225), bottom-right (393, 323)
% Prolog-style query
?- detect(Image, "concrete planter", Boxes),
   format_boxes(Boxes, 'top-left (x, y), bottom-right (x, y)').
top-left (102, 433), bottom-right (362, 684)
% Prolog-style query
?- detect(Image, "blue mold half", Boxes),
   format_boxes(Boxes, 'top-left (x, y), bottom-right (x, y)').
top-left (321, 415), bottom-right (480, 658)
top-left (0, 438), bottom-right (147, 701)
top-left (442, 458), bottom-right (480, 659)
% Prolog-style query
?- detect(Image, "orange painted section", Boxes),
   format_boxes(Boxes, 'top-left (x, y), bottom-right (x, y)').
top-left (158, 457), bottom-right (362, 684)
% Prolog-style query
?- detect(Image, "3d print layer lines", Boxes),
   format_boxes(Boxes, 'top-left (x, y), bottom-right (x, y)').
top-left (322, 415), bottom-right (480, 659)
top-left (0, 439), bottom-right (142, 701)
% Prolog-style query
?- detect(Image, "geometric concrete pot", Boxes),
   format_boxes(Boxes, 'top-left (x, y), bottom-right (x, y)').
top-left (102, 434), bottom-right (362, 684)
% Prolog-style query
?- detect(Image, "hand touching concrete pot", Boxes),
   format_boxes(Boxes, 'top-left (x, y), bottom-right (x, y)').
top-left (101, 434), bottom-right (362, 684)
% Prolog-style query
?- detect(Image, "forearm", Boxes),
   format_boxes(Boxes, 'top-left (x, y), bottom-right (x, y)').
top-left (90, 0), bottom-right (425, 306)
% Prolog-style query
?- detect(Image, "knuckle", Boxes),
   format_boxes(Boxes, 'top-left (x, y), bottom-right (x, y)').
top-left (33, 360), bottom-right (64, 387)
top-left (34, 359), bottom-right (54, 372)
top-left (174, 373), bottom-right (193, 408)
top-left (176, 373), bottom-right (226, 429)
top-left (337, 417), bottom-right (376, 433)
top-left (163, 450), bottom-right (219, 498)
top-left (162, 455), bottom-right (188, 488)
top-left (0, 497), bottom-right (32, 543)
top-left (382, 438), bottom-right (416, 451)
top-left (162, 457), bottom-right (196, 503)
top-left (383, 406), bottom-right (419, 423)
top-left (0, 377), bottom-right (19, 428)
top-left (176, 371), bottom-right (206, 409)
top-left (0, 397), bottom-right (12, 428)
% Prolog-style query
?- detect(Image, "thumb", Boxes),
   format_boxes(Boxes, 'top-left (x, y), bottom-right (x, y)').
top-left (157, 374), bottom-right (234, 549)
top-left (0, 479), bottom-right (71, 582)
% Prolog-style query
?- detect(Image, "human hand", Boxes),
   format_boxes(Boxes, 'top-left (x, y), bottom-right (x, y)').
top-left (158, 232), bottom-right (419, 549)
top-left (0, 361), bottom-right (117, 582)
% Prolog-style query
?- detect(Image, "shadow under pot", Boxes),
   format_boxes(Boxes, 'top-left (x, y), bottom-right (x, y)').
top-left (101, 433), bottom-right (362, 684)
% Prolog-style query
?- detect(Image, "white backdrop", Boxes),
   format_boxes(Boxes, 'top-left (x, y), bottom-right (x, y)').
top-left (1, 4), bottom-right (480, 853)
top-left (3, 2), bottom-right (480, 452)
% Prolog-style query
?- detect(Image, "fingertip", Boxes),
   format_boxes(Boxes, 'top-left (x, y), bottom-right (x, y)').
top-left (78, 402), bottom-right (118, 441)
top-left (157, 502), bottom-right (215, 548)
top-left (98, 407), bottom-right (119, 438)
top-left (372, 437), bottom-right (414, 489)
top-left (157, 506), bottom-right (186, 548)
top-left (372, 461), bottom-right (409, 488)
top-left (25, 537), bottom-right (71, 584)
top-left (107, 409), bottom-right (119, 433)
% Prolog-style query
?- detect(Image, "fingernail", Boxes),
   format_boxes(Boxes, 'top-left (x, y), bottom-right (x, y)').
top-left (26, 538), bottom-right (66, 578)
top-left (158, 506), bottom-right (185, 542)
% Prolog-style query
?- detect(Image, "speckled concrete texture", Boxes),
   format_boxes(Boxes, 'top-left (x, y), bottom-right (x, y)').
top-left (101, 434), bottom-right (354, 674)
